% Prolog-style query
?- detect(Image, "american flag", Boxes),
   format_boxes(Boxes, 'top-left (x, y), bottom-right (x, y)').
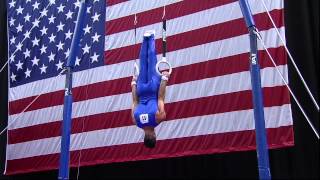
top-left (5, 0), bottom-right (294, 175)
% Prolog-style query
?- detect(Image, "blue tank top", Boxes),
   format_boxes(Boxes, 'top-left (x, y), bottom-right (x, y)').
top-left (134, 76), bottom-right (161, 128)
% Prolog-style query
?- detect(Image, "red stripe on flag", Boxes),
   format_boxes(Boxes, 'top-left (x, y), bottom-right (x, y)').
top-left (105, 9), bottom-right (284, 65)
top-left (9, 47), bottom-right (286, 115)
top-left (5, 126), bottom-right (294, 175)
top-left (8, 85), bottom-right (290, 144)
top-left (106, 0), bottom-right (129, 6)
top-left (106, 0), bottom-right (236, 35)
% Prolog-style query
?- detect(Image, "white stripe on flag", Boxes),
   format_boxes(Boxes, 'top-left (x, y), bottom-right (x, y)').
top-left (106, 0), bottom-right (183, 21)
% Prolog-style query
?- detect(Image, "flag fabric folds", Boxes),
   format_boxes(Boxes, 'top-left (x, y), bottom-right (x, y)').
top-left (5, 0), bottom-right (293, 175)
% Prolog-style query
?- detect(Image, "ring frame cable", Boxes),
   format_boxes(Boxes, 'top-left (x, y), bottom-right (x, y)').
top-left (254, 28), bottom-right (319, 139)
top-left (261, 0), bottom-right (319, 111)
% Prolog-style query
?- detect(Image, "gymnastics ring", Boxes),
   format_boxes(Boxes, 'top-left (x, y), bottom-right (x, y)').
top-left (156, 57), bottom-right (172, 76)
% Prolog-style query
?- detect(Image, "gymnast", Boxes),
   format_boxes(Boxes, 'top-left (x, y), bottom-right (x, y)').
top-left (131, 31), bottom-right (170, 148)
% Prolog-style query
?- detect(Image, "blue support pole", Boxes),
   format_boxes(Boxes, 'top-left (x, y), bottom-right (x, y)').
top-left (58, 1), bottom-right (87, 179)
top-left (238, 0), bottom-right (271, 179)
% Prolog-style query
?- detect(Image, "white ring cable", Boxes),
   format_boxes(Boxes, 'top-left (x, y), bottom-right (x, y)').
top-left (254, 28), bottom-right (319, 139)
top-left (261, 0), bottom-right (319, 111)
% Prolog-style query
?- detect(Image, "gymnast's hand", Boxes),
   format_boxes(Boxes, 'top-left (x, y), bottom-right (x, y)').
top-left (132, 75), bottom-right (138, 82)
top-left (161, 71), bottom-right (170, 81)
top-left (131, 75), bottom-right (138, 87)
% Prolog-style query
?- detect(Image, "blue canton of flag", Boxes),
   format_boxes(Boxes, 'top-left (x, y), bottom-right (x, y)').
top-left (8, 0), bottom-right (105, 87)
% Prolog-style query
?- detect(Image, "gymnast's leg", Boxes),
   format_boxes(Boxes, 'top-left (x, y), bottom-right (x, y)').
top-left (138, 36), bottom-right (149, 84)
top-left (147, 34), bottom-right (160, 82)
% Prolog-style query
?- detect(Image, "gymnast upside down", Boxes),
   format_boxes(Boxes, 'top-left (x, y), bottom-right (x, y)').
top-left (131, 31), bottom-right (170, 148)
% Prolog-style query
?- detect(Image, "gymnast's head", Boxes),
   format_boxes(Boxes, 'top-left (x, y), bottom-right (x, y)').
top-left (144, 128), bottom-right (156, 148)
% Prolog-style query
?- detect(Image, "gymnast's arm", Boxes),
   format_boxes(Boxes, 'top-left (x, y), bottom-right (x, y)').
top-left (156, 72), bottom-right (170, 123)
top-left (131, 77), bottom-right (138, 125)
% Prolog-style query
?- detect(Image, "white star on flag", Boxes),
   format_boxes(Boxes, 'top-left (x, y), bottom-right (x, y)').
top-left (31, 57), bottom-right (40, 66)
top-left (15, 61), bottom-right (23, 70)
top-left (32, 37), bottom-right (40, 47)
top-left (82, 44), bottom-right (90, 54)
top-left (55, 60), bottom-right (64, 70)
top-left (32, 1), bottom-right (40, 10)
top-left (90, 52), bottom-right (99, 63)
top-left (91, 12), bottom-right (100, 22)
top-left (24, 68), bottom-right (31, 78)
top-left (10, 73), bottom-right (17, 81)
top-left (40, 64), bottom-right (48, 74)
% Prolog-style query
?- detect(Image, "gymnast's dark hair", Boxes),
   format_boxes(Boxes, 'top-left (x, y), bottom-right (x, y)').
top-left (144, 134), bottom-right (156, 148)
